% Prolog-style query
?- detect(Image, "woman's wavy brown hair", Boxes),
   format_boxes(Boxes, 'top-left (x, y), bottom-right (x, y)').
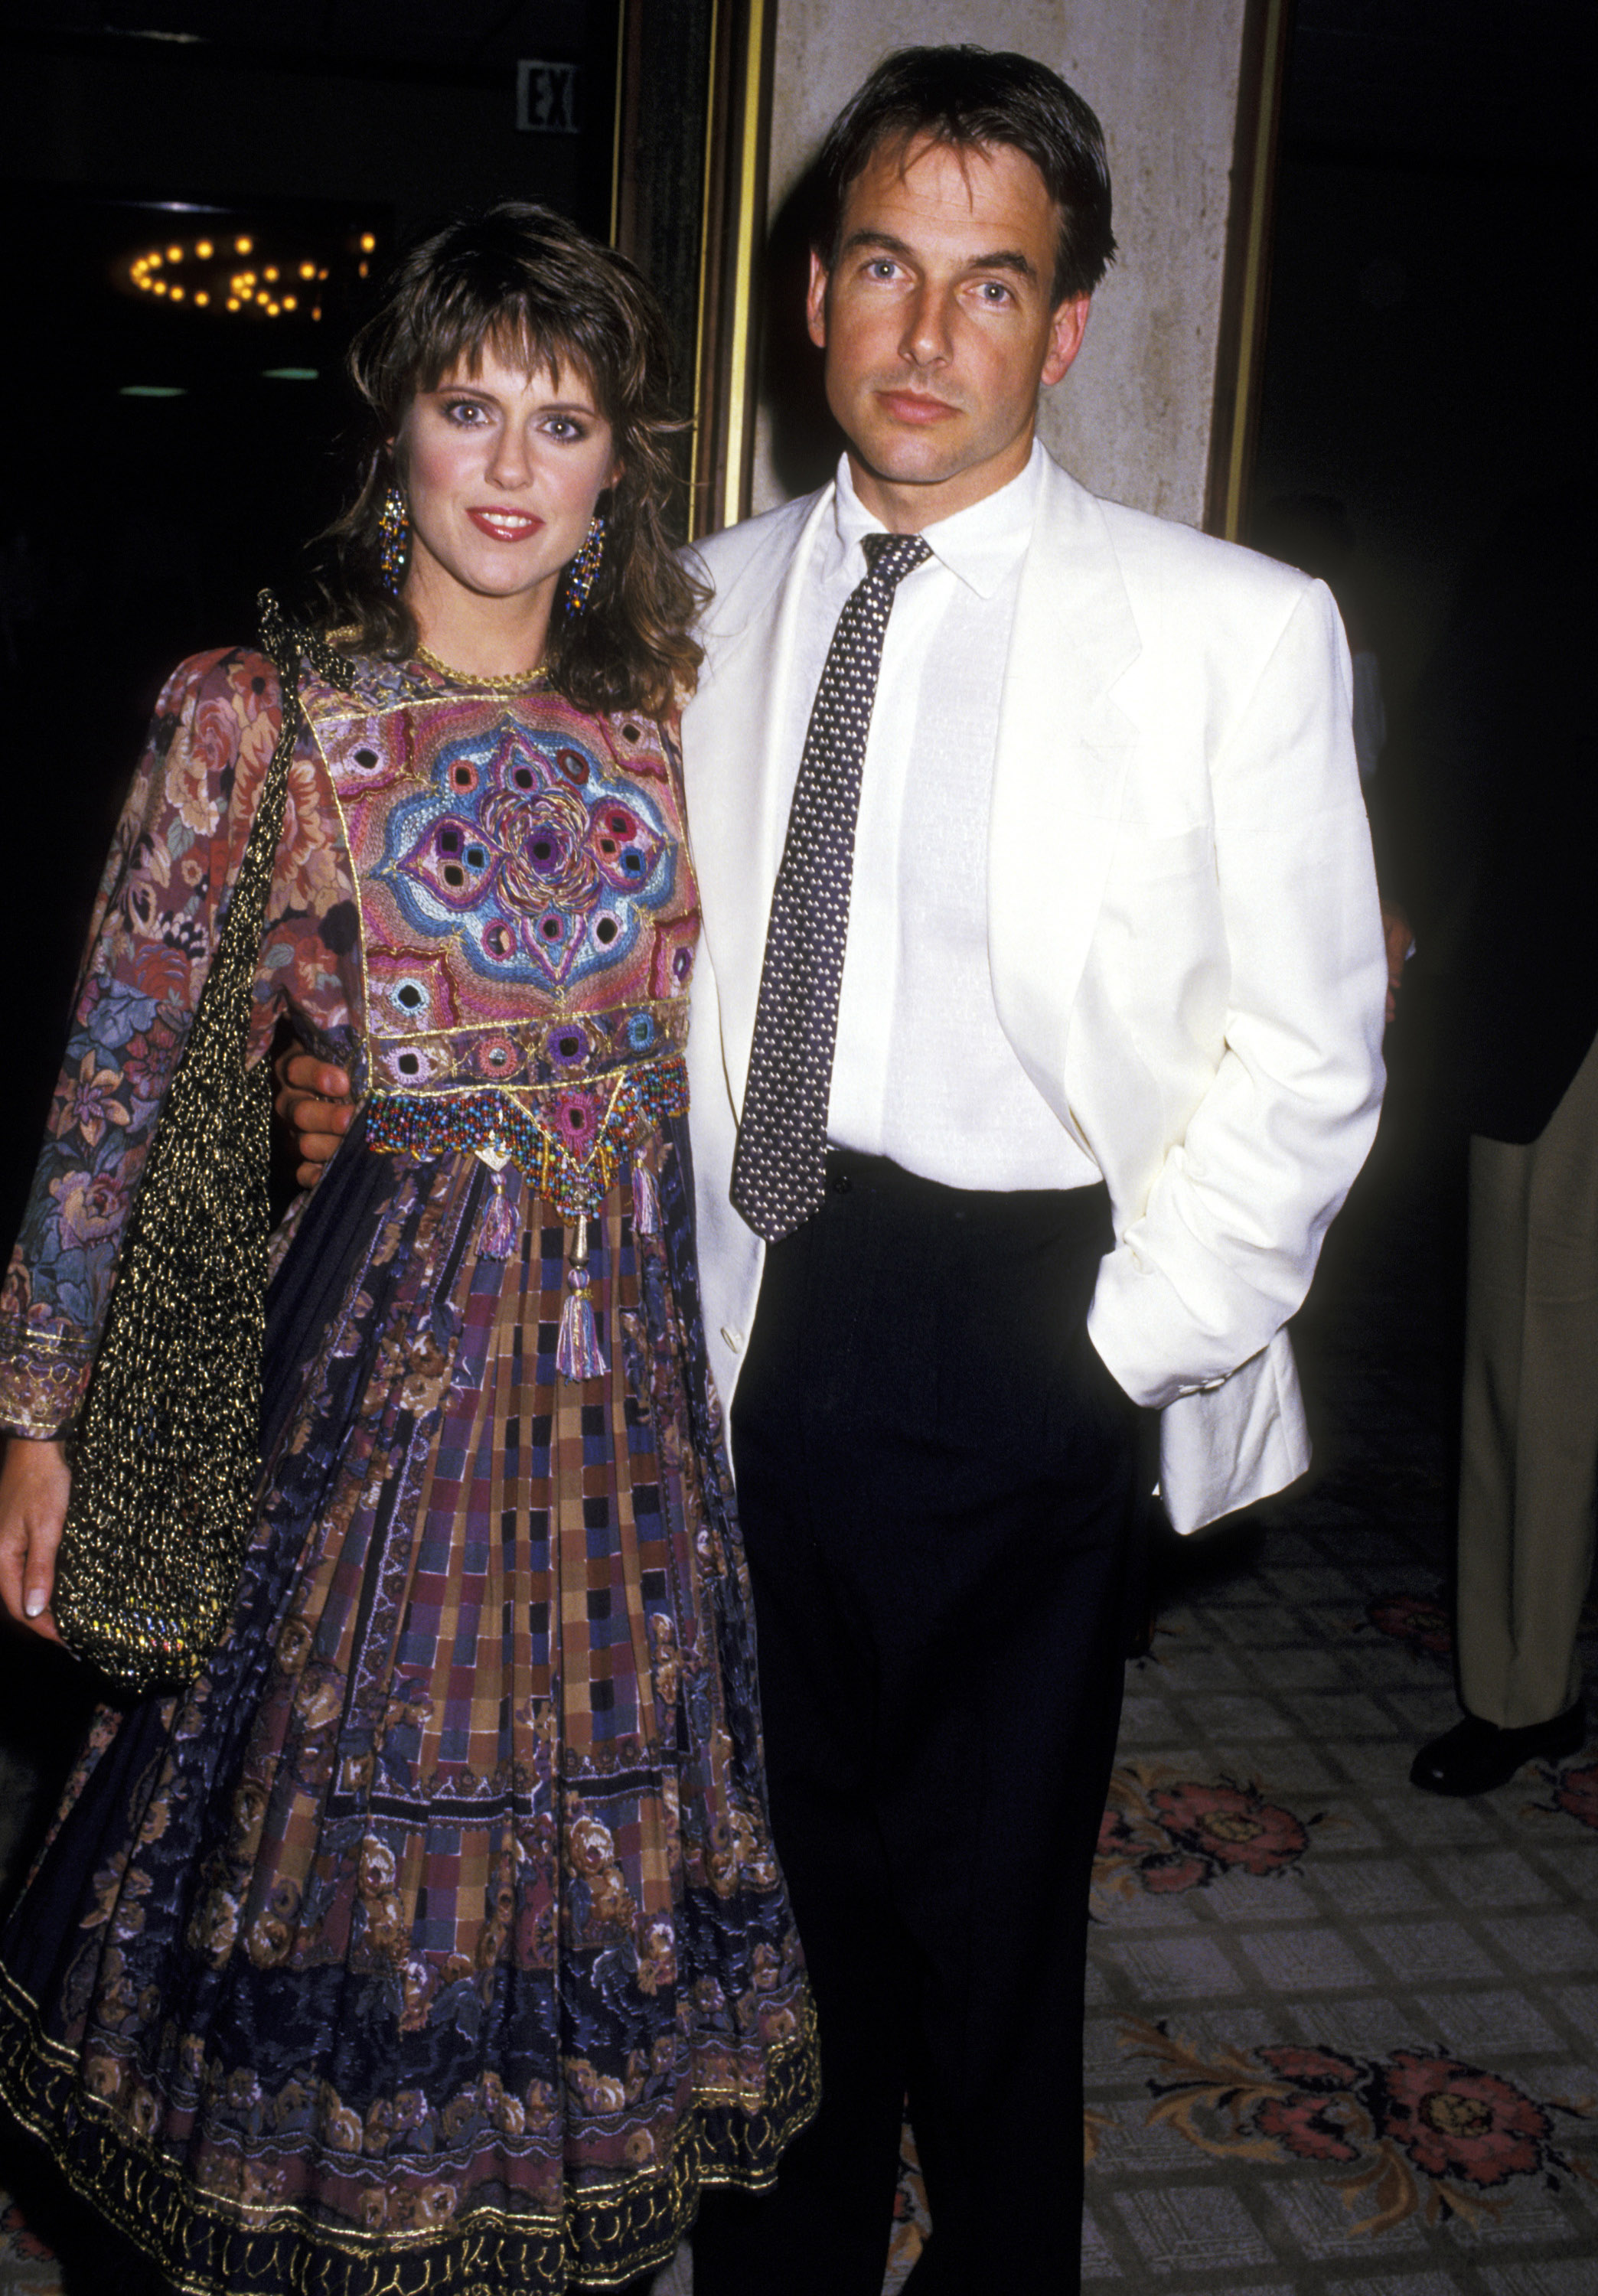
top-left (316, 201), bottom-right (705, 716)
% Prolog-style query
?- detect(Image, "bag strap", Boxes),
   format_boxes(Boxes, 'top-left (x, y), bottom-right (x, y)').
top-left (53, 598), bottom-right (353, 1688)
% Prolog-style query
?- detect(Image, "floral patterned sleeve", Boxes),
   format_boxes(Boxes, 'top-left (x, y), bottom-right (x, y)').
top-left (0, 647), bottom-right (291, 1438)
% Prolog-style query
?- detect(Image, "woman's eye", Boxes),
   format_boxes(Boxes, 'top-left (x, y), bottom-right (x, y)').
top-left (545, 416), bottom-right (588, 442)
top-left (443, 399), bottom-right (488, 424)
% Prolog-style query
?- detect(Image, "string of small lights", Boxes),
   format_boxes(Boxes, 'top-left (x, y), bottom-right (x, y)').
top-left (120, 229), bottom-right (380, 318)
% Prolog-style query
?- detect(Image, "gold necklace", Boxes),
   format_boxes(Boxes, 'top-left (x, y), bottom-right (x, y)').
top-left (415, 644), bottom-right (549, 693)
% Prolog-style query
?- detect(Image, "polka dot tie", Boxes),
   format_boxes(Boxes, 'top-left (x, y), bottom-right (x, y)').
top-left (729, 530), bottom-right (932, 1241)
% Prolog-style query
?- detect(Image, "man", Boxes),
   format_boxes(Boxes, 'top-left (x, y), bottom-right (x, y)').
top-left (285, 47), bottom-right (1385, 2292)
top-left (1388, 488), bottom-right (1596, 1797)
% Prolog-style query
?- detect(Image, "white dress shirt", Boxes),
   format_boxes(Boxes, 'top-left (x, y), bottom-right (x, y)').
top-left (775, 441), bottom-right (1100, 1193)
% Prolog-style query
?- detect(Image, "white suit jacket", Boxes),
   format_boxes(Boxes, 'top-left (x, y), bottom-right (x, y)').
top-left (679, 450), bottom-right (1386, 1534)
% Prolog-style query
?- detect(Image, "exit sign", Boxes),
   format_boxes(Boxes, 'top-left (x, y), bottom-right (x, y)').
top-left (517, 60), bottom-right (581, 134)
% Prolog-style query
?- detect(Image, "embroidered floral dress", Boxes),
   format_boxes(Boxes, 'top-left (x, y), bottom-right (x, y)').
top-left (0, 645), bottom-right (815, 2294)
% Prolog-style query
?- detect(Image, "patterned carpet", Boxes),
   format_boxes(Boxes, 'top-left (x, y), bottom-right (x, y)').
top-left (3, 1079), bottom-right (1596, 2293)
top-left (887, 1080), bottom-right (1598, 2294)
top-left (1071, 1525), bottom-right (1598, 2290)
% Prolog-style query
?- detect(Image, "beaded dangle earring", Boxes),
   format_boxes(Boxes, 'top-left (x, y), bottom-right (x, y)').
top-left (563, 514), bottom-right (605, 616)
top-left (378, 484), bottom-right (410, 596)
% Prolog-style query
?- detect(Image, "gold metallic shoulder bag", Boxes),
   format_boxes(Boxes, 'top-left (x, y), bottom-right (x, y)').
top-left (52, 595), bottom-right (351, 1692)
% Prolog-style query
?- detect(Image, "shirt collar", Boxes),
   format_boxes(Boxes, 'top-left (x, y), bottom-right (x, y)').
top-left (829, 436), bottom-right (1043, 598)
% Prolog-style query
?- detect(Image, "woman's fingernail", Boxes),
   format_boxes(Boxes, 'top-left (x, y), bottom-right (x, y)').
top-left (24, 1591), bottom-right (45, 1617)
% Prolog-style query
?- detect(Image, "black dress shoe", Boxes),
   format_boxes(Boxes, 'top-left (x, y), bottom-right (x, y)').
top-left (1410, 1704), bottom-right (1587, 1795)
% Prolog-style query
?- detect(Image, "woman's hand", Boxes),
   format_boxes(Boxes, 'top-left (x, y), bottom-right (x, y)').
top-left (274, 1050), bottom-right (355, 1187)
top-left (1379, 899), bottom-right (1414, 1029)
top-left (0, 1435), bottom-right (71, 1642)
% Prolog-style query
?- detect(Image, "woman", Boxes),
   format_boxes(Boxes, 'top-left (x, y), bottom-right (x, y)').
top-left (0, 202), bottom-right (814, 2294)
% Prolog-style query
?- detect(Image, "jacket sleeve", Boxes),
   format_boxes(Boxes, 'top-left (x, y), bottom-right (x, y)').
top-left (1085, 579), bottom-right (1387, 1413)
top-left (0, 648), bottom-right (285, 1437)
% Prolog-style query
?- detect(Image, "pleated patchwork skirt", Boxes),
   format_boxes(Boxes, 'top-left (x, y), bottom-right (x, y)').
top-left (0, 1114), bottom-right (815, 2293)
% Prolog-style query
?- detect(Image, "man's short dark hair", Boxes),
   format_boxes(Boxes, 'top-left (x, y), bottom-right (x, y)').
top-left (812, 45), bottom-right (1117, 305)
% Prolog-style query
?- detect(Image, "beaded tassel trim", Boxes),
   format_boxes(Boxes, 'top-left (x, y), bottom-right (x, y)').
top-left (365, 1055), bottom-right (689, 1223)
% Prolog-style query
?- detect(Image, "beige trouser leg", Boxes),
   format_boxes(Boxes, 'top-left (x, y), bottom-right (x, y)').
top-left (1457, 1029), bottom-right (1598, 1727)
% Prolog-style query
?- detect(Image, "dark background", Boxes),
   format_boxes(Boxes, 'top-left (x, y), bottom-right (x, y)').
top-left (0, 0), bottom-right (1593, 1316)
top-left (0, 1), bottom-right (615, 1251)
top-left (1251, 0), bottom-right (1596, 738)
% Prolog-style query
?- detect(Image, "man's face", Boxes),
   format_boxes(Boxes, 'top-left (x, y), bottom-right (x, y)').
top-left (807, 134), bottom-right (1091, 530)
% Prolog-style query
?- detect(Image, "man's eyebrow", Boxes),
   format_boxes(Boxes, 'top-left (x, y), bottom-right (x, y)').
top-left (837, 230), bottom-right (1039, 282)
top-left (967, 249), bottom-right (1038, 281)
top-left (838, 228), bottom-right (915, 262)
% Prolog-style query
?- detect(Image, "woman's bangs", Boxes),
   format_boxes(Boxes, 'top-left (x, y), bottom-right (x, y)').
top-left (407, 295), bottom-right (599, 409)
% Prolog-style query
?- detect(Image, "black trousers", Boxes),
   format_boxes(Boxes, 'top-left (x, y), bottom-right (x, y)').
top-left (693, 1153), bottom-right (1140, 2296)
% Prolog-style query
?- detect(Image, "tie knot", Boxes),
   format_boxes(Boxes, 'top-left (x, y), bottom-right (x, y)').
top-left (859, 531), bottom-right (931, 589)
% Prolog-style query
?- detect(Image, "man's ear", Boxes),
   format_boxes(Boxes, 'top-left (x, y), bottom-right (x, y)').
top-left (1042, 295), bottom-right (1091, 387)
top-left (805, 249), bottom-right (830, 351)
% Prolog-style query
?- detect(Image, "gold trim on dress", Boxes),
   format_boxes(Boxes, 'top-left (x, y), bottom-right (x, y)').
top-left (0, 1957), bottom-right (817, 2294)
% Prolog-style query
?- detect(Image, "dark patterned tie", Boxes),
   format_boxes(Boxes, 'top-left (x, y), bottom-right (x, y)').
top-left (729, 530), bottom-right (932, 1241)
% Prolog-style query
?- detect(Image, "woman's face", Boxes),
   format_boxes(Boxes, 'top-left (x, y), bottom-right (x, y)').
top-left (393, 338), bottom-right (619, 625)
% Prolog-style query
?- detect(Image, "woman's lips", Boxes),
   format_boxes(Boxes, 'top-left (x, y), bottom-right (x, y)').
top-left (466, 507), bottom-right (544, 542)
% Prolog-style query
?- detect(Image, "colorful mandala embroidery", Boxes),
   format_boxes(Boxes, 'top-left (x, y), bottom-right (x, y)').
top-left (373, 722), bottom-right (675, 993)
top-left (288, 670), bottom-right (701, 1224)
top-left (299, 672), bottom-right (699, 1073)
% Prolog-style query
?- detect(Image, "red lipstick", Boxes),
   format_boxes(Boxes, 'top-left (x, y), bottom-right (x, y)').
top-left (467, 507), bottom-right (544, 542)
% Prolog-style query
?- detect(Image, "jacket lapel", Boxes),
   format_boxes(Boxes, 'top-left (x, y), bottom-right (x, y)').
top-left (687, 459), bottom-right (1143, 1129)
top-left (681, 488), bottom-right (836, 1110)
top-left (988, 455), bottom-right (1142, 1117)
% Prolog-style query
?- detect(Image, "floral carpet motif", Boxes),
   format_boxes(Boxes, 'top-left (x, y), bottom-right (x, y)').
top-left (1528, 1758), bottom-right (1598, 1834)
top-left (1123, 2019), bottom-right (1596, 2234)
top-left (1072, 1096), bottom-right (1598, 2291)
top-left (0, 2204), bottom-right (60, 2296)
top-left (1364, 1590), bottom-right (1453, 1655)
top-left (885, 2126), bottom-right (931, 2286)
top-left (1095, 1763), bottom-right (1322, 1900)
